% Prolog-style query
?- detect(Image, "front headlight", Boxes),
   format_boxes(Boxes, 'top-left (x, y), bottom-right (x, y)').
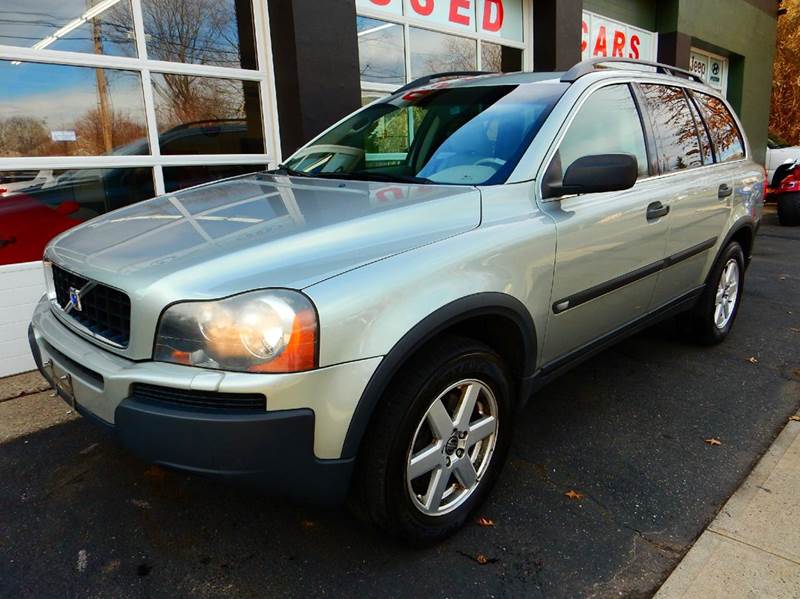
top-left (154, 290), bottom-right (318, 373)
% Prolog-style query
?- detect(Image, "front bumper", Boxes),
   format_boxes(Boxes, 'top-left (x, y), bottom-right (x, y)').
top-left (29, 298), bottom-right (381, 503)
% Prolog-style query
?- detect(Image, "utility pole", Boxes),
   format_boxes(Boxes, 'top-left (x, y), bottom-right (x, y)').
top-left (92, 0), bottom-right (113, 153)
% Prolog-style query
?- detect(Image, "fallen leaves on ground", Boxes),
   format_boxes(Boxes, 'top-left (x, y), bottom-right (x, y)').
top-left (475, 516), bottom-right (495, 527)
top-left (458, 551), bottom-right (498, 565)
top-left (564, 489), bottom-right (585, 500)
top-left (790, 415), bottom-right (800, 422)
top-left (747, 356), bottom-right (759, 364)
top-left (705, 438), bottom-right (722, 446)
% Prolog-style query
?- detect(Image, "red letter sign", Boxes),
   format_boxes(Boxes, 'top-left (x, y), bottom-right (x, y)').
top-left (410, 0), bottom-right (434, 16)
top-left (482, 0), bottom-right (504, 32)
top-left (369, 0), bottom-right (392, 5)
top-left (449, 0), bottom-right (471, 25)
top-left (612, 30), bottom-right (626, 57)
top-left (593, 25), bottom-right (607, 57)
top-left (581, 19), bottom-right (589, 53)
top-left (629, 35), bottom-right (640, 59)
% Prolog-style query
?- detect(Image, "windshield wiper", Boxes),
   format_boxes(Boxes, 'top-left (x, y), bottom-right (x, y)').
top-left (269, 164), bottom-right (315, 178)
top-left (313, 170), bottom-right (434, 185)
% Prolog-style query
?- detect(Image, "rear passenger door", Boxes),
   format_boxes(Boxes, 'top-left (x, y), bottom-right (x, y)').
top-left (538, 83), bottom-right (669, 365)
top-left (637, 84), bottom-right (734, 308)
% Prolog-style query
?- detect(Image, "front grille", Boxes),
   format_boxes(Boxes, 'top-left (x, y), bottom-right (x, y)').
top-left (51, 264), bottom-right (131, 347)
top-left (131, 384), bottom-right (267, 412)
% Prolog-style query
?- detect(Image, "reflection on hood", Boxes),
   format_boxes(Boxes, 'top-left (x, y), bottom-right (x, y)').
top-left (47, 173), bottom-right (481, 294)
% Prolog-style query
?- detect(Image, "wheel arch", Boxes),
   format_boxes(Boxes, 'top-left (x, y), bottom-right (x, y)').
top-left (712, 218), bottom-right (755, 277)
top-left (727, 221), bottom-right (755, 262)
top-left (339, 292), bottom-right (537, 459)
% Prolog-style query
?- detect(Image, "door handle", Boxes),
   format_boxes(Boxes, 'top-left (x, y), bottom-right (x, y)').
top-left (646, 202), bottom-right (670, 221)
top-left (718, 184), bottom-right (733, 199)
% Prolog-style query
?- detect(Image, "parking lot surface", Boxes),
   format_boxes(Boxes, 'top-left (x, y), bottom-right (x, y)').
top-left (1, 207), bottom-right (799, 599)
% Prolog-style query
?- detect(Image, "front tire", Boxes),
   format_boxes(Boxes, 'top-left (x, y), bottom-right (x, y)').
top-left (350, 336), bottom-right (513, 545)
top-left (681, 241), bottom-right (745, 345)
top-left (777, 192), bottom-right (800, 226)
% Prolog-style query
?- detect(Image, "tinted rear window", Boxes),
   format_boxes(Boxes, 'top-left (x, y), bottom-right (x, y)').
top-left (691, 91), bottom-right (745, 163)
top-left (687, 94), bottom-right (715, 165)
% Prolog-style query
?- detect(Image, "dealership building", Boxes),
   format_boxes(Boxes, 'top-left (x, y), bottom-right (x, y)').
top-left (0, 0), bottom-right (778, 376)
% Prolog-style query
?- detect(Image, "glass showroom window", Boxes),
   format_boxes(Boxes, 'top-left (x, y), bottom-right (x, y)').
top-left (356, 0), bottom-right (527, 101)
top-left (0, 0), bottom-right (277, 267)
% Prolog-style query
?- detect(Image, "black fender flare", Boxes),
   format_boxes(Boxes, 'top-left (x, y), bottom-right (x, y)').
top-left (339, 292), bottom-right (537, 459)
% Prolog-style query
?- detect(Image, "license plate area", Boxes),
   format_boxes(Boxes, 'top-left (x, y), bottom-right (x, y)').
top-left (44, 359), bottom-right (76, 409)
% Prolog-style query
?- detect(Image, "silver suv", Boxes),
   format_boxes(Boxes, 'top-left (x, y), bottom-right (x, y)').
top-left (29, 58), bottom-right (764, 544)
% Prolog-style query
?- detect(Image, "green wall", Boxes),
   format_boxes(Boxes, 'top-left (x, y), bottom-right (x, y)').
top-left (676, 0), bottom-right (777, 164)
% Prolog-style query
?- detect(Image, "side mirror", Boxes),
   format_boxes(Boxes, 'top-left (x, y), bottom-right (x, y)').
top-left (545, 153), bottom-right (638, 199)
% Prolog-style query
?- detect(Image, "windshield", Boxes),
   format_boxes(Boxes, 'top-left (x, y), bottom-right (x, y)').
top-left (283, 83), bottom-right (567, 185)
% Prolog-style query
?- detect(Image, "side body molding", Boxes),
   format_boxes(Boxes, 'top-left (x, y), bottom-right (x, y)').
top-left (339, 293), bottom-right (537, 459)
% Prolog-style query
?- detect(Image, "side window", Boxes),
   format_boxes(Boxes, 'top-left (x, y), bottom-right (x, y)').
top-left (687, 95), bottom-right (715, 165)
top-left (546, 84), bottom-right (649, 186)
top-left (691, 92), bottom-right (745, 163)
top-left (640, 84), bottom-right (703, 173)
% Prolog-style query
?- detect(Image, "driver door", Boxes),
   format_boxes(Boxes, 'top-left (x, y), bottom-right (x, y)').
top-left (539, 83), bottom-right (671, 365)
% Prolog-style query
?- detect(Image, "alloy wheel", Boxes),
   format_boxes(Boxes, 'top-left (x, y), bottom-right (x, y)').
top-left (405, 379), bottom-right (499, 517)
top-left (714, 258), bottom-right (740, 330)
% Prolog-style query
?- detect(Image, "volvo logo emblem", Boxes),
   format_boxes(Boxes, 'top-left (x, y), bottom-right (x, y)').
top-left (64, 281), bottom-right (96, 314)
top-left (67, 287), bottom-right (82, 312)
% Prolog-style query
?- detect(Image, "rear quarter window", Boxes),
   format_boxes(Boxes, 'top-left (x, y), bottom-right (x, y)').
top-left (691, 91), bottom-right (745, 163)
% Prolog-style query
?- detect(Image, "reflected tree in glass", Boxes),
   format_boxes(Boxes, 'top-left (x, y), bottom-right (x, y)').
top-left (0, 61), bottom-right (148, 158)
top-left (357, 17), bottom-right (405, 86)
top-left (140, 0), bottom-right (257, 69)
top-left (409, 28), bottom-right (477, 79)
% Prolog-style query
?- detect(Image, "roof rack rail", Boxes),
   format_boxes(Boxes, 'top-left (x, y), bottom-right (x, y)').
top-left (394, 71), bottom-right (489, 94)
top-left (560, 57), bottom-right (705, 85)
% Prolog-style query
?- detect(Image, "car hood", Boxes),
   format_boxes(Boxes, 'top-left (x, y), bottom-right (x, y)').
top-left (46, 174), bottom-right (481, 299)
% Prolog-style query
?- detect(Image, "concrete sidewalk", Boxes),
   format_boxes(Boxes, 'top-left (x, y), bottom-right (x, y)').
top-left (656, 411), bottom-right (800, 598)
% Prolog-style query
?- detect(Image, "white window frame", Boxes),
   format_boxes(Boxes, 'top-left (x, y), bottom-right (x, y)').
top-left (0, 0), bottom-right (282, 195)
top-left (357, 0), bottom-right (533, 96)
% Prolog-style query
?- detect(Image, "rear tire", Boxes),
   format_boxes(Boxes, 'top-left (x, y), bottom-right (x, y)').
top-left (777, 193), bottom-right (800, 226)
top-left (349, 336), bottom-right (513, 546)
top-left (680, 241), bottom-right (745, 345)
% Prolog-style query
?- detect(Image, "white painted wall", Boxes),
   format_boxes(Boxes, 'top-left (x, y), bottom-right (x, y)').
top-left (0, 261), bottom-right (44, 377)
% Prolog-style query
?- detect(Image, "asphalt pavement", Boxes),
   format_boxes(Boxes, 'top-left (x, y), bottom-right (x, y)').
top-left (1, 206), bottom-right (798, 599)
